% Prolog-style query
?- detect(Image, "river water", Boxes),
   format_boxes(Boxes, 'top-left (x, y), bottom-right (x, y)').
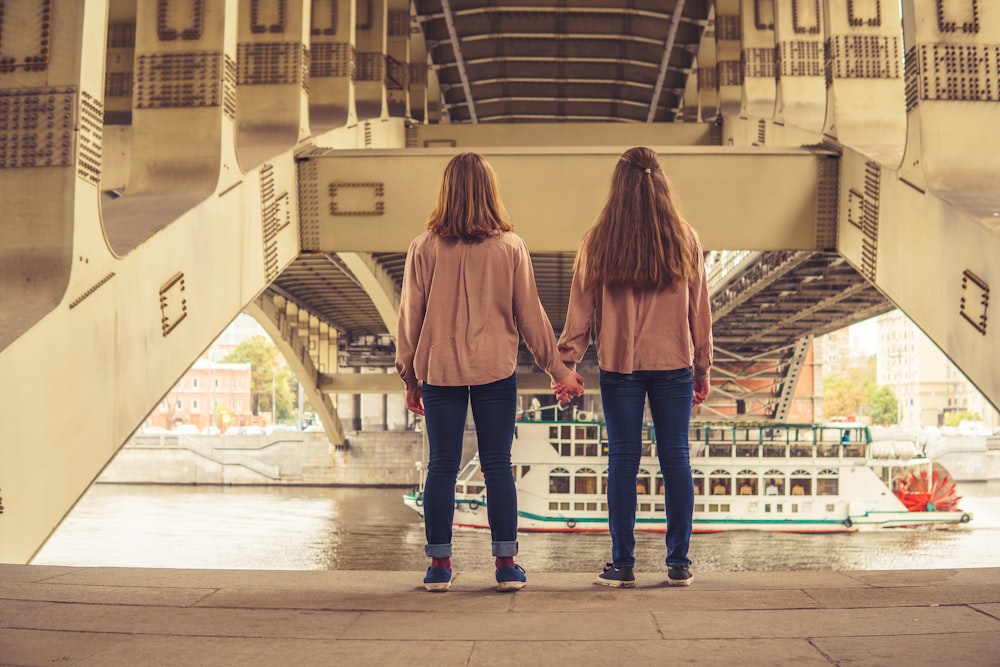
top-left (33, 481), bottom-right (1000, 573)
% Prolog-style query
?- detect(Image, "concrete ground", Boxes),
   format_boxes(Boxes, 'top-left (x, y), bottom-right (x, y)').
top-left (2, 564), bottom-right (999, 666)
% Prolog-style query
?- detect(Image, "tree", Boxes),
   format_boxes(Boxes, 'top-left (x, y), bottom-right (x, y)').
top-left (222, 335), bottom-right (295, 420)
top-left (822, 375), bottom-right (869, 418)
top-left (868, 385), bottom-right (899, 426)
top-left (943, 410), bottom-right (981, 427)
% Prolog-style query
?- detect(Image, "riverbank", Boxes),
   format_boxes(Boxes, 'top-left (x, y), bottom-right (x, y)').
top-left (100, 431), bottom-right (475, 486)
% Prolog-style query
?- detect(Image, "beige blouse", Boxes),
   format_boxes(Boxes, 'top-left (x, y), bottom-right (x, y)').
top-left (395, 231), bottom-right (573, 389)
top-left (557, 232), bottom-right (713, 379)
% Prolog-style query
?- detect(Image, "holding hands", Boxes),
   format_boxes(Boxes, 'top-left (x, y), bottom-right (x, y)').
top-left (552, 371), bottom-right (585, 405)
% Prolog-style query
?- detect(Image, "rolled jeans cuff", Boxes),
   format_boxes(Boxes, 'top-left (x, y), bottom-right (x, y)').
top-left (425, 543), bottom-right (452, 558)
top-left (491, 540), bottom-right (518, 557)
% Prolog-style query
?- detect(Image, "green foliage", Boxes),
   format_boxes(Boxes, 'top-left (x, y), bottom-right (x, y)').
top-left (222, 335), bottom-right (295, 419)
top-left (823, 372), bottom-right (899, 426)
top-left (943, 410), bottom-right (981, 427)
top-left (868, 385), bottom-right (899, 426)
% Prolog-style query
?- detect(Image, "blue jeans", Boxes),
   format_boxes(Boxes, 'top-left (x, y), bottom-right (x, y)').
top-left (421, 373), bottom-right (519, 559)
top-left (600, 368), bottom-right (694, 569)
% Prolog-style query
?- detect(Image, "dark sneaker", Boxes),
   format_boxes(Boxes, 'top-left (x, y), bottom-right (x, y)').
top-left (423, 566), bottom-right (452, 592)
top-left (667, 566), bottom-right (693, 586)
top-left (496, 563), bottom-right (527, 592)
top-left (595, 563), bottom-right (635, 588)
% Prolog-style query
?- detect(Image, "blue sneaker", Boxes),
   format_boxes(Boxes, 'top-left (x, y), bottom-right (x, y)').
top-left (423, 566), bottom-right (451, 592)
top-left (496, 563), bottom-right (527, 592)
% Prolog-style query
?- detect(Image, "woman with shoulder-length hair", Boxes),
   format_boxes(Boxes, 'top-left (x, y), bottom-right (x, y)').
top-left (556, 146), bottom-right (713, 588)
top-left (396, 152), bottom-right (584, 593)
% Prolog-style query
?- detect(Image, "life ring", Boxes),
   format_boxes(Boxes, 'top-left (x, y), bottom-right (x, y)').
top-left (842, 517), bottom-right (853, 528)
top-left (414, 496), bottom-right (423, 507)
top-left (960, 513), bottom-right (971, 523)
top-left (566, 518), bottom-right (577, 528)
top-left (469, 500), bottom-right (480, 510)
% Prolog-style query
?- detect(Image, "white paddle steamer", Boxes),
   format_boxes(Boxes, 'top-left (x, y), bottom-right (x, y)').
top-left (404, 419), bottom-right (971, 533)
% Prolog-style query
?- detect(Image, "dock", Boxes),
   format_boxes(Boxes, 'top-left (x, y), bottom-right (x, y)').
top-left (2, 564), bottom-right (999, 665)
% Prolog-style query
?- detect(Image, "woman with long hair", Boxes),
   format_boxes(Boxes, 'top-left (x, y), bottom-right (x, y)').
top-left (557, 147), bottom-right (712, 588)
top-left (396, 152), bottom-right (583, 593)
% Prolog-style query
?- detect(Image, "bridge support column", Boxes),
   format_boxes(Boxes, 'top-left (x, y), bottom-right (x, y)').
top-left (248, 292), bottom-right (346, 445)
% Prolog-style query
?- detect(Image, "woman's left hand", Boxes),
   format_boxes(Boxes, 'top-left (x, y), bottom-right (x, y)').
top-left (692, 376), bottom-right (709, 406)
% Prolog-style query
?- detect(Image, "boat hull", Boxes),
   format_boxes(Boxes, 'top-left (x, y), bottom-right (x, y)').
top-left (402, 492), bottom-right (972, 534)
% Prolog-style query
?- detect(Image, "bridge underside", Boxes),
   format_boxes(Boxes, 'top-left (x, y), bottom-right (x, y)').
top-left (0, 1), bottom-right (998, 566)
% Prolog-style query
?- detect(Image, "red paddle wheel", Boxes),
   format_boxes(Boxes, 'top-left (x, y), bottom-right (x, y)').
top-left (894, 470), bottom-right (962, 512)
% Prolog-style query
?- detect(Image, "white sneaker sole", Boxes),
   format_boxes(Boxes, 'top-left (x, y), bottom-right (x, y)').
top-left (424, 581), bottom-right (451, 592)
top-left (595, 576), bottom-right (636, 588)
top-left (497, 580), bottom-right (526, 592)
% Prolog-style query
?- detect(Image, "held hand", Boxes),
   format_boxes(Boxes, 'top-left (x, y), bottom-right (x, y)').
top-left (552, 372), bottom-right (585, 404)
top-left (692, 376), bottom-right (709, 407)
top-left (405, 385), bottom-right (425, 415)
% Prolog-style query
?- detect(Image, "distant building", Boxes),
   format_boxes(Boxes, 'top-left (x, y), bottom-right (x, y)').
top-left (145, 358), bottom-right (253, 431)
top-left (876, 310), bottom-right (999, 428)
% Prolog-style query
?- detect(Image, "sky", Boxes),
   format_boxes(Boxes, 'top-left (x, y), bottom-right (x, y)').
top-left (849, 317), bottom-right (879, 357)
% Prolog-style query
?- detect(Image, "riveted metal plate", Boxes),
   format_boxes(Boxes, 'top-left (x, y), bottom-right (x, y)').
top-left (328, 182), bottom-right (385, 216)
top-left (135, 52), bottom-right (223, 108)
top-left (77, 91), bottom-right (103, 185)
top-left (311, 42), bottom-right (353, 78)
top-left (159, 271), bottom-right (188, 337)
top-left (960, 269), bottom-right (989, 335)
top-left (237, 42), bottom-right (302, 85)
top-left (0, 88), bottom-right (75, 169)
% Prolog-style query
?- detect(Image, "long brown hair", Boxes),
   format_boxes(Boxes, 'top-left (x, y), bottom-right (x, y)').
top-left (427, 153), bottom-right (514, 241)
top-left (581, 147), bottom-right (696, 289)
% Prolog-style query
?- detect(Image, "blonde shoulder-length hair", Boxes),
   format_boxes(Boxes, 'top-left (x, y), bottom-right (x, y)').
top-left (427, 153), bottom-right (514, 241)
top-left (581, 146), bottom-right (697, 289)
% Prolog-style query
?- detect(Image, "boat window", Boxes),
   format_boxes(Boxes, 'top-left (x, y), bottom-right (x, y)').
top-left (736, 443), bottom-right (759, 457)
top-left (642, 427), bottom-right (653, 441)
top-left (520, 465), bottom-right (531, 478)
top-left (694, 503), bottom-right (705, 512)
top-left (736, 470), bottom-right (758, 495)
top-left (655, 503), bottom-right (665, 512)
top-left (763, 470), bottom-right (785, 495)
top-left (636, 468), bottom-right (653, 495)
top-left (575, 467), bottom-right (598, 494)
top-left (709, 443), bottom-right (733, 457)
top-left (693, 472), bottom-right (705, 496)
top-left (709, 470), bottom-right (731, 495)
top-left (549, 467), bottom-right (570, 494)
top-left (816, 469), bottom-right (838, 495)
top-left (549, 426), bottom-right (559, 439)
top-left (790, 442), bottom-right (812, 457)
top-left (843, 443), bottom-right (865, 457)
top-left (790, 470), bottom-right (812, 495)
top-left (763, 442), bottom-right (787, 457)
top-left (655, 474), bottom-right (665, 495)
top-left (574, 442), bottom-right (599, 457)
top-left (467, 485), bottom-right (484, 495)
top-left (817, 443), bottom-right (839, 457)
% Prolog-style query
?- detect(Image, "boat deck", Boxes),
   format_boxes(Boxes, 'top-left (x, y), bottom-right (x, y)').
top-left (3, 564), bottom-right (1000, 665)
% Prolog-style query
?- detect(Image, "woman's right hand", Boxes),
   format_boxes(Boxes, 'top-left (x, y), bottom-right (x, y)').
top-left (405, 385), bottom-right (425, 415)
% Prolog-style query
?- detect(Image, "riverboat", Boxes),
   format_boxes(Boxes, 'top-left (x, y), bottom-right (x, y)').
top-left (403, 419), bottom-right (972, 533)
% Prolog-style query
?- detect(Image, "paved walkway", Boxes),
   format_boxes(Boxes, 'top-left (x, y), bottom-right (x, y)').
top-left (2, 564), bottom-right (999, 666)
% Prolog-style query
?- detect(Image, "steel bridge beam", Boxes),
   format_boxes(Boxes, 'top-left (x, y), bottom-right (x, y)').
top-left (297, 146), bottom-right (838, 253)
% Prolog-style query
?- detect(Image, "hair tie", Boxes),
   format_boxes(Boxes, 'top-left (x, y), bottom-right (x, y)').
top-left (644, 168), bottom-right (651, 174)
